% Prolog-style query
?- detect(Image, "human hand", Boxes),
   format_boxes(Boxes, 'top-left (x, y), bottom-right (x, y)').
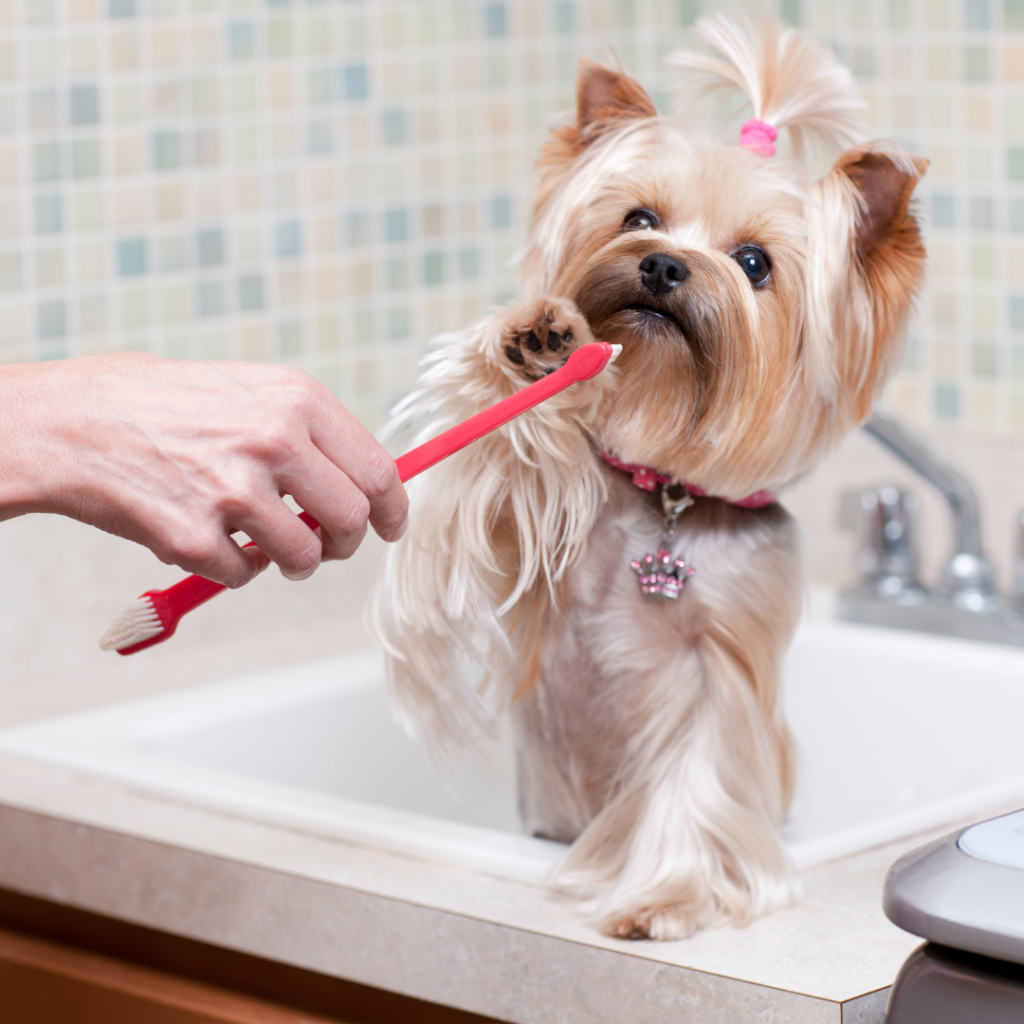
top-left (0, 354), bottom-right (408, 587)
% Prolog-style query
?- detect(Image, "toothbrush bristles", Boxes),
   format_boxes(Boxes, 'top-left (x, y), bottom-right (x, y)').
top-left (609, 344), bottom-right (623, 362)
top-left (100, 596), bottom-right (164, 652)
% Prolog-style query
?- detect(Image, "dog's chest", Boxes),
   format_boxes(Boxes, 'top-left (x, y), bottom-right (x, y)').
top-left (529, 494), bottom-right (698, 737)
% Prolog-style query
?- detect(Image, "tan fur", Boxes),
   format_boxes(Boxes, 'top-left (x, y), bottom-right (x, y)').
top-left (370, 18), bottom-right (927, 940)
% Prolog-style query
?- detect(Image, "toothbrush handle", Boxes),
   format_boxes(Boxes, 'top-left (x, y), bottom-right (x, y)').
top-left (394, 342), bottom-right (614, 482)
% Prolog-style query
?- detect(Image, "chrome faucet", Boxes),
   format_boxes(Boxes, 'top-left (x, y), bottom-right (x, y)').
top-left (839, 406), bottom-right (1024, 647)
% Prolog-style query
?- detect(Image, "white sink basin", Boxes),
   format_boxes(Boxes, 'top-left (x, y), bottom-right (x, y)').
top-left (2, 614), bottom-right (1024, 884)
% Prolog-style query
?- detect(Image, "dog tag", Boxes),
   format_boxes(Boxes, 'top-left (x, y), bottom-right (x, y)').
top-left (630, 483), bottom-right (697, 600)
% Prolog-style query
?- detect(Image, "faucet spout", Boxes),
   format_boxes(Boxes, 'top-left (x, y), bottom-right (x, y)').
top-left (863, 406), bottom-right (983, 557)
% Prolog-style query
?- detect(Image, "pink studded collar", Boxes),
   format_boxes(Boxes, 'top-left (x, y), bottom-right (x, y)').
top-left (599, 450), bottom-right (776, 510)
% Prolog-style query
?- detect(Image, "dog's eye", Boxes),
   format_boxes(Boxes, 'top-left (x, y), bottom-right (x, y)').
top-left (622, 209), bottom-right (659, 232)
top-left (733, 246), bottom-right (771, 287)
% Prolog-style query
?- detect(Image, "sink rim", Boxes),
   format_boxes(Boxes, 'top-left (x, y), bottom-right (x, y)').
top-left (3, 619), bottom-right (1024, 881)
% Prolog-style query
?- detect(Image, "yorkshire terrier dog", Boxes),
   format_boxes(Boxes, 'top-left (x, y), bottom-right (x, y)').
top-left (371, 17), bottom-right (926, 940)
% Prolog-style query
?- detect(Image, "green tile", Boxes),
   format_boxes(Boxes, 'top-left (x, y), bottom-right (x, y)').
top-left (388, 306), bottom-right (410, 339)
top-left (1011, 346), bottom-right (1024, 376)
top-left (267, 20), bottom-right (293, 57)
top-left (158, 237), bottom-right (186, 272)
top-left (69, 85), bottom-right (99, 125)
top-left (229, 22), bottom-right (255, 59)
top-left (354, 308), bottom-right (374, 343)
top-left (458, 247), bottom-right (479, 280)
top-left (0, 253), bottom-right (21, 292)
top-left (935, 382), bottom-right (960, 420)
top-left (387, 256), bottom-right (408, 290)
top-left (486, 55), bottom-right (508, 89)
top-left (1009, 148), bottom-right (1024, 182)
top-left (853, 48), bottom-right (875, 78)
top-left (278, 321), bottom-right (303, 354)
top-left (238, 274), bottom-right (263, 310)
top-left (197, 280), bottom-right (224, 317)
top-left (309, 68), bottom-right (332, 103)
top-left (966, 0), bottom-right (990, 29)
top-left (153, 131), bottom-right (183, 170)
top-left (965, 47), bottom-right (990, 81)
top-left (613, 0), bottom-right (636, 28)
top-left (383, 109), bottom-right (406, 145)
top-left (32, 141), bottom-right (60, 182)
top-left (118, 237), bottom-right (146, 276)
top-left (34, 195), bottom-right (62, 234)
top-left (71, 139), bottom-right (101, 178)
top-left (37, 300), bottom-right (65, 338)
top-left (121, 290), bottom-right (147, 328)
top-left (970, 244), bottom-right (995, 277)
top-left (972, 341), bottom-right (998, 375)
top-left (778, 0), bottom-right (802, 23)
top-left (890, 0), bottom-right (913, 28)
top-left (423, 251), bottom-right (443, 285)
top-left (196, 228), bottom-right (223, 266)
top-left (26, 0), bottom-right (55, 23)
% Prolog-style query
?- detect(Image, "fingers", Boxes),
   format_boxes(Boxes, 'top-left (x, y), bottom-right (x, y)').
top-left (234, 501), bottom-right (325, 581)
top-left (227, 364), bottom-right (408, 546)
top-left (304, 393), bottom-right (409, 544)
top-left (278, 450), bottom-right (377, 562)
top-left (154, 528), bottom-right (272, 589)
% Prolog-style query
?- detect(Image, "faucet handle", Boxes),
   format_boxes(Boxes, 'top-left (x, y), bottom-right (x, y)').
top-left (857, 486), bottom-right (924, 598)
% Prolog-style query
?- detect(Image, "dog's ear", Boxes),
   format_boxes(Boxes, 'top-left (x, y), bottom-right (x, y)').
top-left (542, 61), bottom-right (656, 165)
top-left (575, 60), bottom-right (658, 138)
top-left (840, 149), bottom-right (928, 261)
top-left (828, 147), bottom-right (928, 418)
top-left (535, 61), bottom-right (656, 212)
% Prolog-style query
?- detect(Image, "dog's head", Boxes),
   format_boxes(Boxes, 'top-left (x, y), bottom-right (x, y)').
top-left (520, 19), bottom-right (927, 501)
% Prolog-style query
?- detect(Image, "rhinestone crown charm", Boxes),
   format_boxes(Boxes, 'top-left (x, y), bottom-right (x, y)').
top-left (630, 548), bottom-right (696, 600)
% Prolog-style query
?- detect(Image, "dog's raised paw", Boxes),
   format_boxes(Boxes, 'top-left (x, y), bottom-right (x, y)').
top-left (501, 298), bottom-right (594, 381)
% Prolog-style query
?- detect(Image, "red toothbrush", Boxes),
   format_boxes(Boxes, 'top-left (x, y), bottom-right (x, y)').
top-left (100, 342), bottom-right (620, 655)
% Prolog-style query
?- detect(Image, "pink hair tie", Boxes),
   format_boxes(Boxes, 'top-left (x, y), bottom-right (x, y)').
top-left (739, 118), bottom-right (777, 157)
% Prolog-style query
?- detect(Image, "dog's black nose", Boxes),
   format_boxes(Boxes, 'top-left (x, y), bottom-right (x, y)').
top-left (639, 252), bottom-right (688, 294)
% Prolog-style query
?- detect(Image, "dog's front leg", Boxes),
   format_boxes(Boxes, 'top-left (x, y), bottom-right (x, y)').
top-left (561, 642), bottom-right (796, 939)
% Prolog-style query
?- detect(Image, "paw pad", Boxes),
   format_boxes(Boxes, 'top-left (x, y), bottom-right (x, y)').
top-left (503, 306), bottom-right (587, 380)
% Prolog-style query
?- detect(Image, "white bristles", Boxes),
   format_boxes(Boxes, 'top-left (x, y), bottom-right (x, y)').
top-left (99, 596), bottom-right (164, 651)
top-left (609, 344), bottom-right (623, 362)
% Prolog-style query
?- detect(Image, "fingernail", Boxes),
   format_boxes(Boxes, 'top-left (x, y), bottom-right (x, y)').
top-left (392, 515), bottom-right (409, 541)
top-left (281, 564), bottom-right (317, 581)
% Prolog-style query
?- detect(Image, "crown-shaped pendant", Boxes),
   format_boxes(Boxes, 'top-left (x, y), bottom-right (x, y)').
top-left (629, 482), bottom-right (697, 600)
top-left (630, 548), bottom-right (696, 600)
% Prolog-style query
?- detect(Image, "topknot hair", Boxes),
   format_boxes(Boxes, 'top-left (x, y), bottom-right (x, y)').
top-left (670, 15), bottom-right (868, 161)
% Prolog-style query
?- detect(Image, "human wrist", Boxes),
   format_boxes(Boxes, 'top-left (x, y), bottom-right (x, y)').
top-left (0, 361), bottom-right (69, 518)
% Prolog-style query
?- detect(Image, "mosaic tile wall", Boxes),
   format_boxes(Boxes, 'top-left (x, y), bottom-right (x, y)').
top-left (0, 0), bottom-right (1022, 434)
